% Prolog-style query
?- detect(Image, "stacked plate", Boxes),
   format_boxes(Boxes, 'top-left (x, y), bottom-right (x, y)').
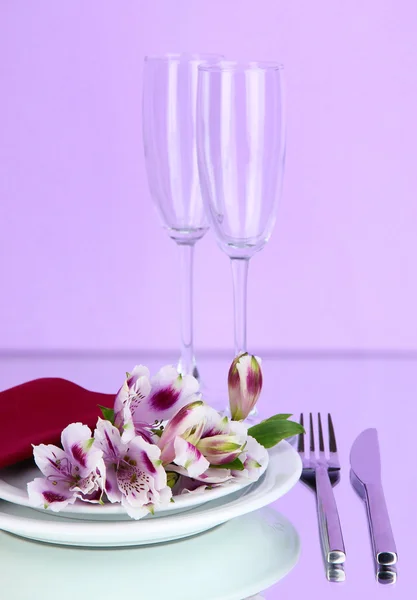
top-left (0, 507), bottom-right (300, 600)
top-left (0, 441), bottom-right (302, 599)
top-left (0, 440), bottom-right (301, 547)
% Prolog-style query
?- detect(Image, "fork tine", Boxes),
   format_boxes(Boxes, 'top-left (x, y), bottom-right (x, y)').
top-left (297, 413), bottom-right (305, 453)
top-left (318, 413), bottom-right (325, 452)
top-left (309, 412), bottom-right (315, 452)
top-left (328, 413), bottom-right (337, 453)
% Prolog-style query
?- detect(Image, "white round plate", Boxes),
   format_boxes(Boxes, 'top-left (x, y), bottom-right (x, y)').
top-left (0, 441), bottom-right (301, 546)
top-left (0, 506), bottom-right (300, 600)
top-left (0, 458), bottom-right (257, 521)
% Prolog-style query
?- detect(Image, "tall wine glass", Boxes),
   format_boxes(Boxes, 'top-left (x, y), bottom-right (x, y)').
top-left (143, 53), bottom-right (222, 379)
top-left (196, 60), bottom-right (286, 357)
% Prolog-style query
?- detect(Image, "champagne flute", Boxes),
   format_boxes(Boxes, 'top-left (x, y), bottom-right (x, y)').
top-left (196, 60), bottom-right (286, 360)
top-left (142, 53), bottom-right (223, 379)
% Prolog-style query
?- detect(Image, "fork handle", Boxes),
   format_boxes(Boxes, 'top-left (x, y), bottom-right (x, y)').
top-left (315, 465), bottom-right (346, 564)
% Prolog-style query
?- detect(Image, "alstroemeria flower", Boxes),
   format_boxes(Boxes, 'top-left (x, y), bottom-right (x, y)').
top-left (94, 418), bottom-right (172, 519)
top-left (158, 401), bottom-right (248, 479)
top-left (27, 423), bottom-right (105, 511)
top-left (114, 365), bottom-right (200, 442)
top-left (168, 436), bottom-right (269, 487)
top-left (228, 353), bottom-right (263, 421)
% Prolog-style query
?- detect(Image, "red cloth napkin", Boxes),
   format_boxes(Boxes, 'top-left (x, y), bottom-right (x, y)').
top-left (0, 378), bottom-right (114, 469)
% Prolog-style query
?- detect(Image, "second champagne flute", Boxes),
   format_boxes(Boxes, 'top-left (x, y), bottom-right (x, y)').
top-left (196, 60), bottom-right (286, 358)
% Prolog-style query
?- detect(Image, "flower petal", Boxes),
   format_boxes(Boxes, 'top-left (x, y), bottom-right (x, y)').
top-left (158, 400), bottom-right (205, 463)
top-left (133, 365), bottom-right (200, 424)
top-left (32, 444), bottom-right (68, 478)
top-left (94, 418), bottom-right (123, 463)
top-left (127, 365), bottom-right (151, 388)
top-left (114, 366), bottom-right (152, 415)
top-left (103, 464), bottom-right (122, 503)
top-left (171, 474), bottom-right (222, 496)
top-left (197, 435), bottom-right (244, 465)
top-left (168, 464), bottom-right (233, 484)
top-left (196, 416), bottom-right (248, 465)
top-left (232, 435), bottom-right (269, 482)
top-left (115, 435), bottom-right (171, 514)
top-left (61, 422), bottom-right (102, 474)
top-left (173, 436), bottom-right (210, 478)
top-left (116, 462), bottom-right (150, 507)
top-left (71, 457), bottom-right (106, 498)
top-left (114, 366), bottom-right (152, 437)
top-left (126, 435), bottom-right (167, 491)
top-left (118, 407), bottom-right (136, 443)
top-left (27, 477), bottom-right (76, 511)
top-left (121, 496), bottom-right (149, 520)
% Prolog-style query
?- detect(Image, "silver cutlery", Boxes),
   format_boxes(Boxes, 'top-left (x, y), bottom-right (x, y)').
top-left (326, 562), bottom-right (346, 583)
top-left (376, 562), bottom-right (397, 585)
top-left (298, 413), bottom-right (346, 569)
top-left (350, 428), bottom-right (398, 568)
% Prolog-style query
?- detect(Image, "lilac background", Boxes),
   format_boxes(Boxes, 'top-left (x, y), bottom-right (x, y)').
top-left (1, 1), bottom-right (417, 353)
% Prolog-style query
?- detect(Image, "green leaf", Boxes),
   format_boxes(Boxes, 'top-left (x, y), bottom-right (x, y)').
top-left (211, 458), bottom-right (245, 471)
top-left (98, 405), bottom-right (115, 424)
top-left (264, 413), bottom-right (292, 421)
top-left (248, 417), bottom-right (304, 449)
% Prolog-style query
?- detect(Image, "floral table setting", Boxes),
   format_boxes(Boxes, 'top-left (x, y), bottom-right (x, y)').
top-left (0, 353), bottom-right (303, 599)
top-left (0, 352), bottom-right (413, 599)
top-left (0, 54), bottom-right (411, 599)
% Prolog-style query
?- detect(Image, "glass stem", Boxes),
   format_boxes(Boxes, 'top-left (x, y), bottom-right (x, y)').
top-left (230, 257), bottom-right (249, 356)
top-left (177, 242), bottom-right (197, 377)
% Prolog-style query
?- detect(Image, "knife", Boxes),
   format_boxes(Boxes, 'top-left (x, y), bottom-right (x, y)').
top-left (376, 564), bottom-right (397, 585)
top-left (350, 428), bottom-right (397, 566)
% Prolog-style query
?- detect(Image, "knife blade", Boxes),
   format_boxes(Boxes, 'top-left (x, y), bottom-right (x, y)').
top-left (350, 428), bottom-right (397, 566)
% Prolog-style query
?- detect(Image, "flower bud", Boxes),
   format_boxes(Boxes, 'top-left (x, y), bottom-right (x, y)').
top-left (228, 353), bottom-right (263, 420)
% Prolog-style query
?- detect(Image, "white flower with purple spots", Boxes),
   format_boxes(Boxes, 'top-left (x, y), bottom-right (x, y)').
top-left (94, 418), bottom-right (172, 519)
top-left (114, 365), bottom-right (200, 442)
top-left (27, 423), bottom-right (105, 511)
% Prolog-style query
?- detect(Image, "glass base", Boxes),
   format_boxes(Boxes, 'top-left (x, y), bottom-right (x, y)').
top-left (177, 358), bottom-right (200, 381)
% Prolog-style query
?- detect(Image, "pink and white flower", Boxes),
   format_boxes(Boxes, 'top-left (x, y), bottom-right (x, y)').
top-left (27, 423), bottom-right (105, 511)
top-left (94, 418), bottom-right (172, 519)
top-left (228, 353), bottom-right (263, 421)
top-left (114, 365), bottom-right (200, 442)
top-left (157, 401), bottom-right (248, 479)
top-left (168, 436), bottom-right (269, 487)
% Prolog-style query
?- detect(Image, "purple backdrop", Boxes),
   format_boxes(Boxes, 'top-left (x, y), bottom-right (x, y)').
top-left (1, 1), bottom-right (417, 352)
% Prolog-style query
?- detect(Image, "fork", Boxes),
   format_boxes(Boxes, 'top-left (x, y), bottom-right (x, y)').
top-left (298, 413), bottom-right (346, 566)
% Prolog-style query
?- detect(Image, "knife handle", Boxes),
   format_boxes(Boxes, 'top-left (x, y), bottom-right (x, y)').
top-left (315, 465), bottom-right (346, 565)
top-left (364, 482), bottom-right (397, 565)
